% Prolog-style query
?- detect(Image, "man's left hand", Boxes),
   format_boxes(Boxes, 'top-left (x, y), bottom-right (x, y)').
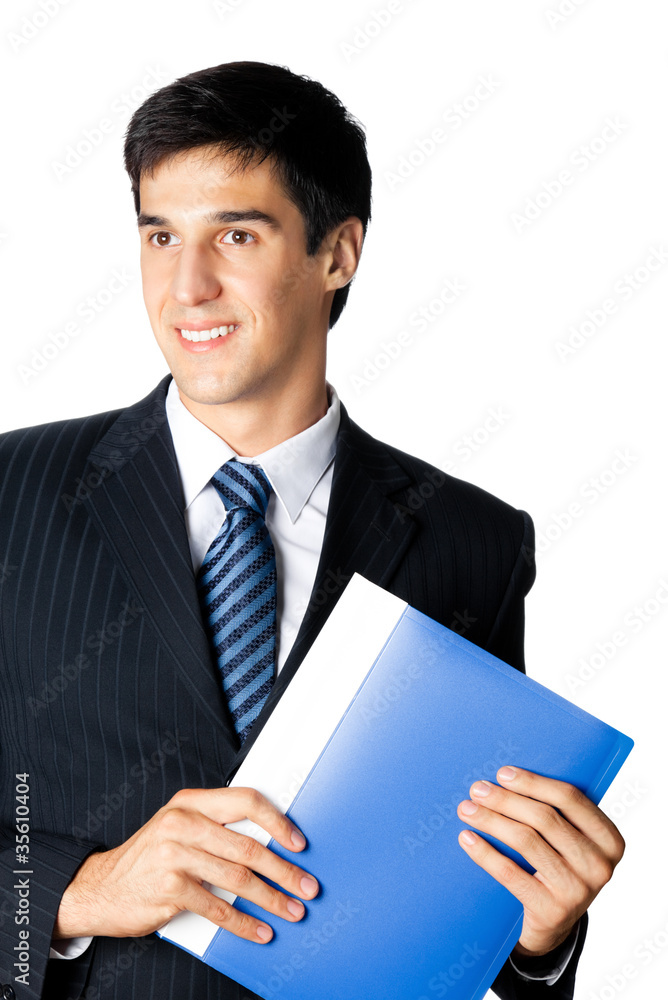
top-left (457, 766), bottom-right (625, 957)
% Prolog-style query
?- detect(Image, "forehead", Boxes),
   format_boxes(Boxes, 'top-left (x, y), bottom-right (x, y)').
top-left (138, 146), bottom-right (293, 217)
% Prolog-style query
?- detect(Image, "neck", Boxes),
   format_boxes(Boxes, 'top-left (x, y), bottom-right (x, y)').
top-left (177, 377), bottom-right (330, 456)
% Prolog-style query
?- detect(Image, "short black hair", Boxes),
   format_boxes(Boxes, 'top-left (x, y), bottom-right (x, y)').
top-left (123, 60), bottom-right (372, 328)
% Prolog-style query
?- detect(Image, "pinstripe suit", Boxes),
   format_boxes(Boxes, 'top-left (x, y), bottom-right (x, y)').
top-left (0, 374), bottom-right (585, 999)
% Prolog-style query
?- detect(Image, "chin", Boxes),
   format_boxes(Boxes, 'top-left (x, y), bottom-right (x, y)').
top-left (173, 371), bottom-right (247, 407)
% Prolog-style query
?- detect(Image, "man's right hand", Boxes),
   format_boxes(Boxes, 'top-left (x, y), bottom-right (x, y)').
top-left (53, 786), bottom-right (318, 944)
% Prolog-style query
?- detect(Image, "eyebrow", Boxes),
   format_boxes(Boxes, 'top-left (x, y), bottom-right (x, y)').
top-left (136, 209), bottom-right (282, 232)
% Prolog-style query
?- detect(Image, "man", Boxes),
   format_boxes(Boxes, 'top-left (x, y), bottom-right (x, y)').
top-left (0, 61), bottom-right (624, 999)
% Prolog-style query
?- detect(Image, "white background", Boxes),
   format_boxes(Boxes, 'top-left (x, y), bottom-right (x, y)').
top-left (1, 1), bottom-right (665, 997)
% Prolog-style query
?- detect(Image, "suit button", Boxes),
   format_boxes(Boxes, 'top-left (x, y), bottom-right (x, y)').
top-left (2, 986), bottom-right (16, 999)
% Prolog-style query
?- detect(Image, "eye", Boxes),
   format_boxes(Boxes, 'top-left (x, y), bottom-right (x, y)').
top-left (221, 229), bottom-right (256, 246)
top-left (149, 231), bottom-right (180, 247)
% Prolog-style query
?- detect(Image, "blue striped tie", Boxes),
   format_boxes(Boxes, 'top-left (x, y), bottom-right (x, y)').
top-left (196, 460), bottom-right (277, 744)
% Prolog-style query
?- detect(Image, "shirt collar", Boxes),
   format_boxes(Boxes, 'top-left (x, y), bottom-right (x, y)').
top-left (164, 375), bottom-right (340, 524)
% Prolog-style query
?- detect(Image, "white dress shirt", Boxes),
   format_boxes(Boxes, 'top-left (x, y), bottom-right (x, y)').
top-left (164, 375), bottom-right (340, 674)
top-left (51, 375), bottom-right (576, 983)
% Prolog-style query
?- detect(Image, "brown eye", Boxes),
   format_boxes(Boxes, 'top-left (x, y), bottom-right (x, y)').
top-left (222, 230), bottom-right (255, 245)
top-left (149, 232), bottom-right (177, 247)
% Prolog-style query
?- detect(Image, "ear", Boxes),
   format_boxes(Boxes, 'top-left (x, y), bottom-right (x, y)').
top-left (324, 216), bottom-right (365, 292)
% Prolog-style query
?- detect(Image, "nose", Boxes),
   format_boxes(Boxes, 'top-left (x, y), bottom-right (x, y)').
top-left (170, 244), bottom-right (222, 306)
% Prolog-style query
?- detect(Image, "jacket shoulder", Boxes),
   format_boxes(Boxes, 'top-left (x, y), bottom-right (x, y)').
top-left (343, 413), bottom-right (529, 532)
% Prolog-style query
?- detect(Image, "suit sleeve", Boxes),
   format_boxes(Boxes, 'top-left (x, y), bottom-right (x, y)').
top-left (0, 831), bottom-right (100, 999)
top-left (483, 509), bottom-right (536, 674)
top-left (484, 510), bottom-right (588, 1000)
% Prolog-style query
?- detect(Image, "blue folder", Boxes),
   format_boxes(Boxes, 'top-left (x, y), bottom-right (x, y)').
top-left (158, 574), bottom-right (633, 999)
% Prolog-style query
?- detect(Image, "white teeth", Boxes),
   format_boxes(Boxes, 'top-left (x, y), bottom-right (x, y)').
top-left (179, 324), bottom-right (237, 342)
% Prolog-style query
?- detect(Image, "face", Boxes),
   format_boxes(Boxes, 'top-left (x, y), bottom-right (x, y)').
top-left (138, 146), bottom-right (338, 410)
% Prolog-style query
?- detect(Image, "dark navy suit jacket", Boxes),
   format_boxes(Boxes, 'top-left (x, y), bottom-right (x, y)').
top-left (0, 374), bottom-right (586, 999)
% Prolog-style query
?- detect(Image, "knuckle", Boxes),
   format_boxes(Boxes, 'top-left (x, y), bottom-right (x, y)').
top-left (515, 824), bottom-right (538, 854)
top-left (235, 911), bottom-right (258, 939)
top-left (158, 806), bottom-right (190, 837)
top-left (562, 782), bottom-right (584, 807)
top-left (170, 787), bottom-right (195, 806)
top-left (536, 803), bottom-right (560, 830)
top-left (612, 830), bottom-right (626, 861)
top-left (155, 839), bottom-right (181, 868)
top-left (497, 859), bottom-right (520, 886)
top-left (213, 901), bottom-right (234, 927)
top-left (239, 786), bottom-right (264, 810)
top-left (162, 869), bottom-right (188, 897)
top-left (279, 858), bottom-right (300, 887)
top-left (236, 835), bottom-right (261, 865)
top-left (227, 863), bottom-right (254, 891)
top-left (596, 856), bottom-right (614, 886)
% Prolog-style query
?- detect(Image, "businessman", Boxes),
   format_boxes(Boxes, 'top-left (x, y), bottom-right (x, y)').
top-left (0, 61), bottom-right (624, 999)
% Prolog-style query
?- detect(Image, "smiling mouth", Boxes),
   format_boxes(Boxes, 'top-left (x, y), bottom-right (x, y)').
top-left (179, 324), bottom-right (240, 342)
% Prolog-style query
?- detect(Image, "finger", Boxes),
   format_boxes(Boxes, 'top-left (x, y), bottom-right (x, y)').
top-left (168, 786), bottom-right (308, 854)
top-left (171, 842), bottom-right (312, 925)
top-left (467, 779), bottom-right (605, 883)
top-left (457, 828), bottom-right (551, 912)
top-left (158, 807), bottom-right (320, 903)
top-left (205, 822), bottom-right (320, 900)
top-left (458, 800), bottom-right (574, 893)
top-left (494, 767), bottom-right (625, 863)
top-left (178, 880), bottom-right (277, 943)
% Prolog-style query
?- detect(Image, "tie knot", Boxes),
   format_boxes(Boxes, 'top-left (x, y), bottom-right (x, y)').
top-left (211, 459), bottom-right (273, 518)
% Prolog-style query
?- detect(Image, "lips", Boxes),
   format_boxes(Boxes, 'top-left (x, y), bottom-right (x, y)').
top-left (176, 323), bottom-right (240, 352)
top-left (179, 323), bottom-right (239, 342)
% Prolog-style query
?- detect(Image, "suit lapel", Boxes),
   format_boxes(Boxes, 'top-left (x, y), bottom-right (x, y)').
top-left (81, 380), bottom-right (419, 770)
top-left (81, 375), bottom-right (238, 753)
top-left (231, 403), bottom-right (418, 768)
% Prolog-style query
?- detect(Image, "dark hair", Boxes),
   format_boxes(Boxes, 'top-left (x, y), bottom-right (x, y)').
top-left (123, 61), bottom-right (372, 328)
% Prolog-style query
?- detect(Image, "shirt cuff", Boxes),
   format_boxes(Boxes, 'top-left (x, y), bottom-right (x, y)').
top-left (49, 936), bottom-right (94, 960)
top-left (508, 920), bottom-right (581, 985)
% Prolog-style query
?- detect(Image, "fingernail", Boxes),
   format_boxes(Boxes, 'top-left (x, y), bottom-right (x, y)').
top-left (460, 830), bottom-right (477, 846)
top-left (498, 767), bottom-right (517, 781)
top-left (460, 800), bottom-right (478, 816)
top-left (287, 898), bottom-right (305, 918)
top-left (472, 781), bottom-right (491, 797)
top-left (256, 924), bottom-right (272, 941)
top-left (291, 829), bottom-right (306, 849)
top-left (300, 875), bottom-right (318, 896)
